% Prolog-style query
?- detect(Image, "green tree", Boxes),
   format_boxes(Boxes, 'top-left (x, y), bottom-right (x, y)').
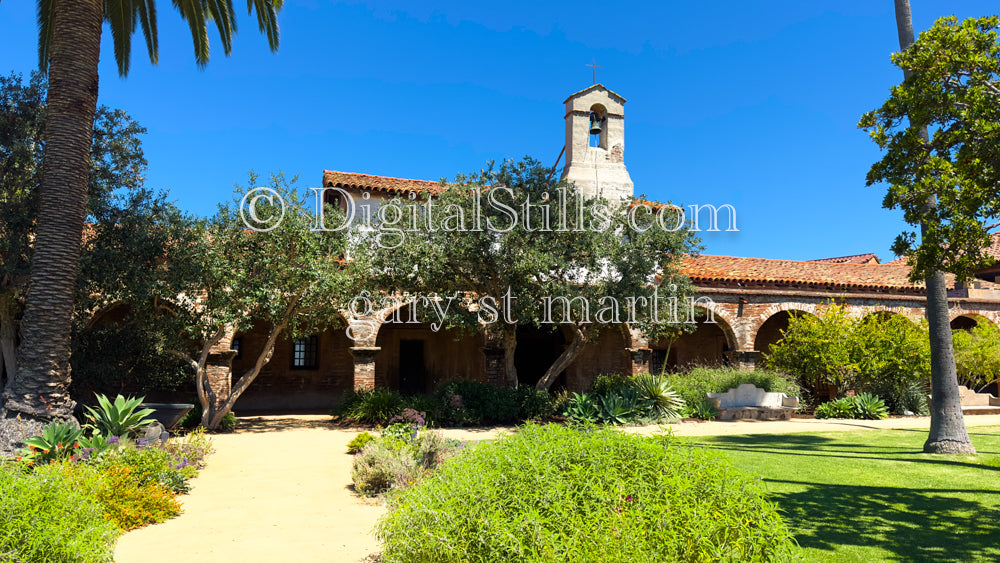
top-left (0, 72), bottom-right (195, 398)
top-left (169, 174), bottom-right (356, 428)
top-left (360, 158), bottom-right (699, 390)
top-left (764, 306), bottom-right (858, 393)
top-left (1, 0), bottom-right (282, 428)
top-left (859, 8), bottom-right (999, 453)
top-left (953, 322), bottom-right (1000, 392)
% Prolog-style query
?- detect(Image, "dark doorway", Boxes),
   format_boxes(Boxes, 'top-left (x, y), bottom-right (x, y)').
top-left (515, 325), bottom-right (566, 389)
top-left (399, 340), bottom-right (426, 395)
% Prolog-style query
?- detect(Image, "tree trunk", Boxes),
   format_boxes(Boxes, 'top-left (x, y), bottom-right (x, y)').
top-left (893, 0), bottom-right (975, 453)
top-left (535, 324), bottom-right (589, 390)
top-left (207, 322), bottom-right (284, 428)
top-left (3, 0), bottom-right (103, 420)
top-left (0, 298), bottom-right (18, 392)
top-left (502, 326), bottom-right (518, 387)
top-left (924, 272), bottom-right (974, 452)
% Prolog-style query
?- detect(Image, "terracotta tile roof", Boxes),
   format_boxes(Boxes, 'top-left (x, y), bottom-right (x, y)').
top-left (680, 254), bottom-right (929, 292)
top-left (986, 233), bottom-right (1000, 261)
top-left (810, 253), bottom-right (880, 265)
top-left (322, 170), bottom-right (447, 196)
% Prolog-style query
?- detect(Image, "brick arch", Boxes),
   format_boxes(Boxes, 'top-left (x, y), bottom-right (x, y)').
top-left (949, 311), bottom-right (997, 330)
top-left (689, 297), bottom-right (739, 351)
top-left (751, 307), bottom-right (817, 357)
top-left (745, 302), bottom-right (820, 345)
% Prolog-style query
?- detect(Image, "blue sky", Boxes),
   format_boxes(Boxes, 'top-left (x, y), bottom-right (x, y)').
top-left (1, 1), bottom-right (996, 261)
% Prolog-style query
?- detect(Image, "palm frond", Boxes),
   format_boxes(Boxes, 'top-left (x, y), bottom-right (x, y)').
top-left (134, 0), bottom-right (159, 66)
top-left (172, 0), bottom-right (211, 67)
top-left (104, 0), bottom-right (137, 76)
top-left (205, 0), bottom-right (236, 56)
top-left (247, 0), bottom-right (280, 51)
top-left (36, 0), bottom-right (55, 74)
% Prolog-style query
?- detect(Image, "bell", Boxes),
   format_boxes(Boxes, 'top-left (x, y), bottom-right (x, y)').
top-left (589, 117), bottom-right (602, 135)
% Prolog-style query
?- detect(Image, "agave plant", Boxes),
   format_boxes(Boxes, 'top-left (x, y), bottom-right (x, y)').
top-left (83, 394), bottom-right (157, 438)
top-left (853, 392), bottom-right (889, 420)
top-left (18, 420), bottom-right (83, 464)
top-left (631, 373), bottom-right (685, 420)
top-left (563, 392), bottom-right (600, 424)
top-left (597, 392), bottom-right (638, 425)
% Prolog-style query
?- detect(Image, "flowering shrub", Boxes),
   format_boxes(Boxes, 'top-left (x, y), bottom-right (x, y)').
top-left (377, 424), bottom-right (795, 562)
top-left (95, 465), bottom-right (182, 530)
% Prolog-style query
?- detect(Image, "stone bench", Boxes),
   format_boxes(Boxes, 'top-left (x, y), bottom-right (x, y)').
top-left (707, 383), bottom-right (799, 421)
top-left (956, 385), bottom-right (1000, 415)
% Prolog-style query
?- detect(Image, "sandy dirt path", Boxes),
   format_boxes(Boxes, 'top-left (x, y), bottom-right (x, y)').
top-left (113, 413), bottom-right (1000, 562)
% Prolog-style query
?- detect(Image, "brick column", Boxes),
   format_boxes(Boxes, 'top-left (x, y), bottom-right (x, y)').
top-left (483, 347), bottom-right (507, 388)
top-left (205, 350), bottom-right (236, 412)
top-left (726, 351), bottom-right (756, 371)
top-left (628, 348), bottom-right (651, 375)
top-left (350, 346), bottom-right (380, 390)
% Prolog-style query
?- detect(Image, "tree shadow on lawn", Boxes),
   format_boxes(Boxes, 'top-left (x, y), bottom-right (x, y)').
top-left (768, 479), bottom-right (1000, 561)
top-left (697, 434), bottom-right (1000, 472)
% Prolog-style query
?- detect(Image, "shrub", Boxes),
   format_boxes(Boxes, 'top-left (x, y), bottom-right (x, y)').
top-left (219, 412), bottom-right (238, 431)
top-left (335, 388), bottom-right (406, 425)
top-left (682, 398), bottom-right (719, 420)
top-left (347, 431), bottom-right (376, 454)
top-left (436, 380), bottom-right (519, 426)
top-left (0, 462), bottom-right (118, 562)
top-left (852, 392), bottom-right (890, 420)
top-left (566, 374), bottom-right (683, 425)
top-left (815, 397), bottom-right (855, 419)
top-left (162, 426), bottom-right (213, 471)
top-left (83, 394), bottom-right (157, 438)
top-left (377, 424), bottom-right (795, 562)
top-left (17, 420), bottom-right (83, 465)
top-left (667, 367), bottom-right (800, 409)
top-left (631, 373), bottom-right (684, 419)
top-left (563, 392), bottom-right (600, 424)
top-left (814, 393), bottom-right (889, 420)
top-left (95, 464), bottom-right (182, 530)
top-left (589, 373), bottom-right (634, 396)
top-left (93, 443), bottom-right (195, 494)
top-left (351, 440), bottom-right (421, 496)
top-left (351, 427), bottom-right (463, 496)
top-left (403, 394), bottom-right (442, 426)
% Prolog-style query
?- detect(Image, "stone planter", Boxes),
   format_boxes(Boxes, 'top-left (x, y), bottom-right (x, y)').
top-left (139, 403), bottom-right (194, 431)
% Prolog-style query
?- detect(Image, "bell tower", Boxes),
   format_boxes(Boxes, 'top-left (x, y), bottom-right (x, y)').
top-left (559, 84), bottom-right (634, 200)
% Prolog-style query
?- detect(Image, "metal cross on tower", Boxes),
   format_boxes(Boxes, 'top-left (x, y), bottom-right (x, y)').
top-left (586, 59), bottom-right (601, 84)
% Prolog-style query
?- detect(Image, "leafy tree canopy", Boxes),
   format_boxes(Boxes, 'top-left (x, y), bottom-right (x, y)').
top-left (860, 15), bottom-right (1000, 281)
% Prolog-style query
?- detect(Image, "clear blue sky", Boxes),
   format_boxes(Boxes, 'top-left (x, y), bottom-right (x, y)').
top-left (1, 1), bottom-right (996, 261)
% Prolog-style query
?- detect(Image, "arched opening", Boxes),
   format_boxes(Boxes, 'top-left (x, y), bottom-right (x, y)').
top-left (588, 103), bottom-right (607, 149)
top-left (755, 310), bottom-right (813, 367)
top-left (951, 315), bottom-right (980, 331)
top-left (515, 324), bottom-right (567, 389)
top-left (652, 308), bottom-right (737, 372)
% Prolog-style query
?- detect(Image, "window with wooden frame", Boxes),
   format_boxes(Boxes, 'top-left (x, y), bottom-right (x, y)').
top-left (291, 335), bottom-right (319, 369)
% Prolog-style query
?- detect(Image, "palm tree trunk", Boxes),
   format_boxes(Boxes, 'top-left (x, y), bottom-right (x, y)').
top-left (0, 296), bottom-right (17, 391)
top-left (2, 0), bottom-right (104, 420)
top-left (893, 0), bottom-right (974, 453)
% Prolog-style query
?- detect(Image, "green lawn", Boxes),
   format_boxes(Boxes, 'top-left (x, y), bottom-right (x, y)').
top-left (686, 426), bottom-right (1000, 562)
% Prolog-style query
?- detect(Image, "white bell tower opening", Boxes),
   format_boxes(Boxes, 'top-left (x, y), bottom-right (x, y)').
top-left (559, 84), bottom-right (634, 200)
